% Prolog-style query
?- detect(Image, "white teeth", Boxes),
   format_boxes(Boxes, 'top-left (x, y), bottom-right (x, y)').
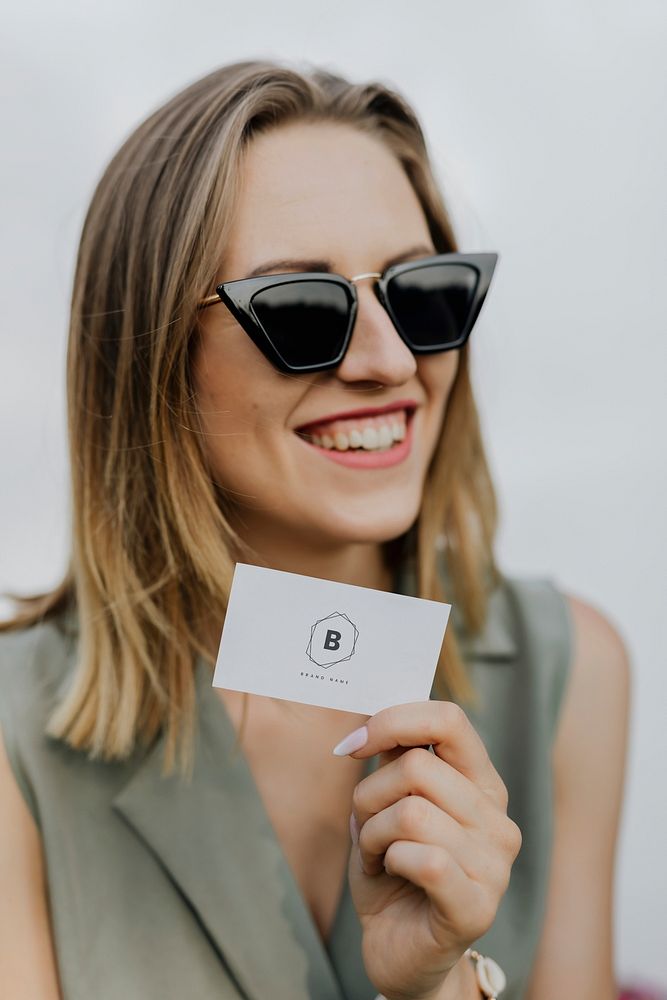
top-left (377, 425), bottom-right (393, 449)
top-left (362, 427), bottom-right (379, 449)
top-left (305, 408), bottom-right (411, 452)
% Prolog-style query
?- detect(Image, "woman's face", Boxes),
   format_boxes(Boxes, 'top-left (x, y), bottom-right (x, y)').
top-left (192, 121), bottom-right (459, 551)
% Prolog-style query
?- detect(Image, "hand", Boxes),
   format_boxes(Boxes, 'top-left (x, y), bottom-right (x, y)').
top-left (332, 701), bottom-right (522, 1000)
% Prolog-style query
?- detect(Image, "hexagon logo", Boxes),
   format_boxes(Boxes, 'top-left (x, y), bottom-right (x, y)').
top-left (306, 611), bottom-right (359, 668)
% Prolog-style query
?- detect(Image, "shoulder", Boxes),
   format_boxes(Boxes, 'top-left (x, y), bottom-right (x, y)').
top-left (0, 614), bottom-right (74, 707)
top-left (0, 621), bottom-right (46, 709)
top-left (492, 572), bottom-right (574, 720)
top-left (0, 615), bottom-right (76, 822)
top-left (0, 626), bottom-right (64, 998)
top-left (553, 591), bottom-right (631, 804)
top-left (482, 574), bottom-right (630, 752)
top-left (562, 591), bottom-right (631, 678)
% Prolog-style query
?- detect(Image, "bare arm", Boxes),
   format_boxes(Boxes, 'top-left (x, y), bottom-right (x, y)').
top-left (0, 723), bottom-right (62, 999)
top-left (525, 593), bottom-right (631, 999)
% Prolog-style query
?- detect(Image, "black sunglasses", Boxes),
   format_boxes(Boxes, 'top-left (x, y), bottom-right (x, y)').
top-left (196, 251), bottom-right (498, 374)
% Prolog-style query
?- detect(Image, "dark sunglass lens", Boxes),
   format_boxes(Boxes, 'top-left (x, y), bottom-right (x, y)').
top-left (386, 263), bottom-right (480, 348)
top-left (250, 280), bottom-right (351, 369)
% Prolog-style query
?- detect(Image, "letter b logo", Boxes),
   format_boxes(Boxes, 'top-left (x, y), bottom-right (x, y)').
top-left (306, 612), bottom-right (359, 667)
top-left (324, 629), bottom-right (341, 651)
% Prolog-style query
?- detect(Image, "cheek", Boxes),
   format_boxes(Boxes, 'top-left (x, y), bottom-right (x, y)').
top-left (191, 322), bottom-right (267, 424)
top-left (189, 328), bottom-right (301, 483)
top-left (418, 351), bottom-right (460, 407)
top-left (189, 333), bottom-right (257, 465)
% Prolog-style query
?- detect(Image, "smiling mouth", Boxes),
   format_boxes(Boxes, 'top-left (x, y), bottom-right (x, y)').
top-left (294, 404), bottom-right (416, 453)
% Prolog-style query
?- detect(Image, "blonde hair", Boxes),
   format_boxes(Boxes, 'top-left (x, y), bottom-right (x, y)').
top-left (1, 59), bottom-right (500, 778)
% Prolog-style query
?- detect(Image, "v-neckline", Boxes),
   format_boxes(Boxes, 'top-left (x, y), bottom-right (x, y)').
top-left (198, 660), bottom-right (380, 999)
top-left (188, 555), bottom-right (411, 998)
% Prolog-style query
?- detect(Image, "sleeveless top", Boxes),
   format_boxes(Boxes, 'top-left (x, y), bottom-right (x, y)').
top-left (0, 564), bottom-right (572, 1000)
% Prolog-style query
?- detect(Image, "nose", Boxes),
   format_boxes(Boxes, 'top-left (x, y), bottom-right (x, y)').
top-left (334, 275), bottom-right (417, 386)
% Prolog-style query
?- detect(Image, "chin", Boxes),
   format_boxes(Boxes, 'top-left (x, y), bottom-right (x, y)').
top-left (309, 498), bottom-right (422, 547)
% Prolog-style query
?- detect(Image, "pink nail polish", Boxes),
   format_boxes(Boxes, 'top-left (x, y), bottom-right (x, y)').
top-left (332, 725), bottom-right (368, 756)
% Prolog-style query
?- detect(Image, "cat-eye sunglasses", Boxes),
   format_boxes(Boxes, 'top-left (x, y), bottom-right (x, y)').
top-left (196, 251), bottom-right (498, 374)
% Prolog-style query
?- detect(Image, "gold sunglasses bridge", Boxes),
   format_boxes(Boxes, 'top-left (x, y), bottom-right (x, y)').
top-left (197, 270), bottom-right (383, 309)
top-left (349, 271), bottom-right (381, 282)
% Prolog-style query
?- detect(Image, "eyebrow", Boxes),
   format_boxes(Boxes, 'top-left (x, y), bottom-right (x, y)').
top-left (244, 243), bottom-right (435, 279)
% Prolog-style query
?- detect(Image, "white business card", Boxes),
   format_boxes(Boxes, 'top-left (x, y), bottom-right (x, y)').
top-left (211, 563), bottom-right (451, 715)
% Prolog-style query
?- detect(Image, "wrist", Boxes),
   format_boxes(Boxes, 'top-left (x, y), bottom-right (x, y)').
top-left (425, 954), bottom-right (479, 999)
top-left (372, 955), bottom-right (470, 1000)
top-left (374, 945), bottom-right (507, 1000)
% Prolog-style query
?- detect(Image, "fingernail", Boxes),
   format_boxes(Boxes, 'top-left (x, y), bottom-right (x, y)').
top-left (332, 725), bottom-right (368, 756)
top-left (349, 812), bottom-right (359, 845)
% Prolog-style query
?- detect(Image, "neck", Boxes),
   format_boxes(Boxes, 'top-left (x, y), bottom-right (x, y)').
top-left (237, 524), bottom-right (396, 593)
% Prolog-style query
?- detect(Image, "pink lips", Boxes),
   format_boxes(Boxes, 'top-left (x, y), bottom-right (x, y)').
top-left (295, 398), bottom-right (417, 433)
top-left (294, 399), bottom-right (417, 469)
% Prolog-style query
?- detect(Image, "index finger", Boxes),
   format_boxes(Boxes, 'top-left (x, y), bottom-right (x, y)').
top-left (333, 700), bottom-right (507, 805)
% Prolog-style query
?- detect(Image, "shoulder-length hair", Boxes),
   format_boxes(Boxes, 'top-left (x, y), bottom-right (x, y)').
top-left (1, 59), bottom-right (500, 777)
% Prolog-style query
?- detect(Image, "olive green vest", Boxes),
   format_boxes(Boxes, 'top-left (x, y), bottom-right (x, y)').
top-left (0, 566), bottom-right (571, 1000)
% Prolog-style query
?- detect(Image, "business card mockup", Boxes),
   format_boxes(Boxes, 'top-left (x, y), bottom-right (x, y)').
top-left (211, 563), bottom-right (451, 715)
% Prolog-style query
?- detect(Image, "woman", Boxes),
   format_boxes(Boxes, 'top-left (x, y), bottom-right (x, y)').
top-left (0, 59), bottom-right (630, 999)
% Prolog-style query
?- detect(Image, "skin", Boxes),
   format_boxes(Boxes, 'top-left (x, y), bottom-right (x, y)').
top-left (191, 120), bottom-right (458, 588)
top-left (0, 121), bottom-right (630, 1000)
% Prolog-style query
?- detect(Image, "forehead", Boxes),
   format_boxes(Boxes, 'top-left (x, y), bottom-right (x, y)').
top-left (222, 121), bottom-right (431, 278)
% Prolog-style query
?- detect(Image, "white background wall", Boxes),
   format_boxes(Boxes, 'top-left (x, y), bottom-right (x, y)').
top-left (1, 0), bottom-right (665, 988)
